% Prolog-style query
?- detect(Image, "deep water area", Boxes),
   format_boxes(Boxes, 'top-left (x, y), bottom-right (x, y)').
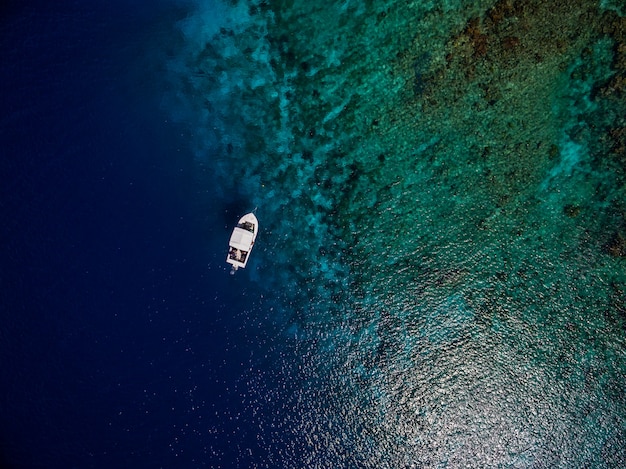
top-left (1, 0), bottom-right (625, 467)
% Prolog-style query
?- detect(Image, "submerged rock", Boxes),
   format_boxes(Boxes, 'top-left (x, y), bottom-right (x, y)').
top-left (605, 228), bottom-right (626, 258)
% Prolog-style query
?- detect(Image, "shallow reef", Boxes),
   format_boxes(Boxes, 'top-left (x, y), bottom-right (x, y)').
top-left (169, 0), bottom-right (626, 466)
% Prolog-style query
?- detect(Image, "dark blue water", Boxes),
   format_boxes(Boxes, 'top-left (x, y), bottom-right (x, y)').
top-left (1, 2), bottom-right (282, 467)
top-left (2, 1), bottom-right (626, 468)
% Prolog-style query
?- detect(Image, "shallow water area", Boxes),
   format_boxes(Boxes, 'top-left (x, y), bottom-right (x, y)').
top-left (167, 0), bottom-right (626, 466)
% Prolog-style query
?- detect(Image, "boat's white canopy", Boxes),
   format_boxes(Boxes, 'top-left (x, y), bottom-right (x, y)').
top-left (229, 227), bottom-right (254, 250)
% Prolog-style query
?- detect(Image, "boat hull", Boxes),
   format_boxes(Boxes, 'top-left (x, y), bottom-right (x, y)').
top-left (226, 213), bottom-right (258, 270)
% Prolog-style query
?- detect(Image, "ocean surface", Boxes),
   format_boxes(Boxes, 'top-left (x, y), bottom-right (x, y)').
top-left (1, 0), bottom-right (625, 467)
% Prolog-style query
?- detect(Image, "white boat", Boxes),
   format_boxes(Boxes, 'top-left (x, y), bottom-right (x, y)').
top-left (226, 212), bottom-right (258, 272)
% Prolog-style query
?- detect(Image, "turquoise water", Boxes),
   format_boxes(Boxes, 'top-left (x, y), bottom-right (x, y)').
top-left (167, 0), bottom-right (626, 466)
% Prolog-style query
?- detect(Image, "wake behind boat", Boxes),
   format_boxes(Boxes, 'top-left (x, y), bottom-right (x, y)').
top-left (226, 212), bottom-right (258, 273)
